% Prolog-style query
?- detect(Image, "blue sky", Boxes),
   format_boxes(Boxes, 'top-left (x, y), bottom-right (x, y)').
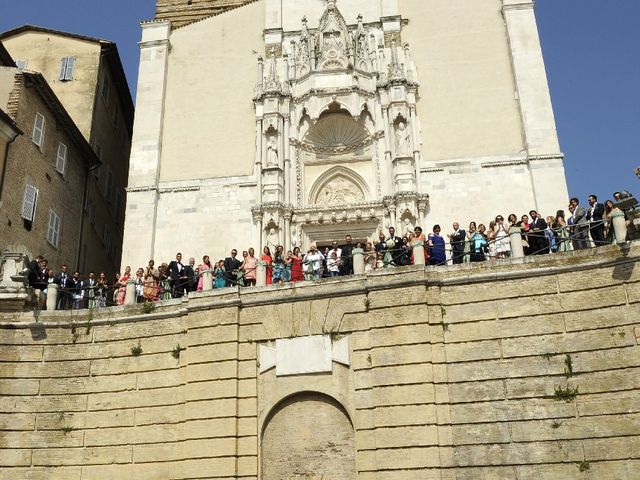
top-left (1, 0), bottom-right (638, 208)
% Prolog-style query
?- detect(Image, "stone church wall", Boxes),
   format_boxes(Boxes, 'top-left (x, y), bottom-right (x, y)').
top-left (1, 243), bottom-right (638, 479)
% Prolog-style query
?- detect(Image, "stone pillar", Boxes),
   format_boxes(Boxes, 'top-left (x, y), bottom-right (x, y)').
top-left (502, 0), bottom-right (569, 215)
top-left (509, 227), bottom-right (525, 258)
top-left (413, 241), bottom-right (425, 266)
top-left (352, 248), bottom-right (365, 275)
top-left (257, 261), bottom-right (267, 287)
top-left (121, 21), bottom-right (171, 269)
top-left (125, 280), bottom-right (136, 306)
top-left (46, 283), bottom-right (58, 311)
top-left (202, 270), bottom-right (213, 291)
top-left (611, 210), bottom-right (627, 244)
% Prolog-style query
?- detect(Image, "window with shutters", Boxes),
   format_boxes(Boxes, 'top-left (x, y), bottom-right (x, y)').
top-left (21, 184), bottom-right (38, 222)
top-left (32, 113), bottom-right (45, 148)
top-left (59, 57), bottom-right (76, 81)
top-left (56, 142), bottom-right (67, 175)
top-left (15, 59), bottom-right (27, 69)
top-left (47, 210), bottom-right (61, 247)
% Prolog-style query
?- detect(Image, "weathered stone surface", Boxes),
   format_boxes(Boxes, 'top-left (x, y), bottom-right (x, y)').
top-left (1, 242), bottom-right (639, 478)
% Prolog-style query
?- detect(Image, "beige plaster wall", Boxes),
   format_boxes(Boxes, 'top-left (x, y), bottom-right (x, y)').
top-left (401, 0), bottom-right (525, 161)
top-left (160, 1), bottom-right (264, 181)
top-left (1, 32), bottom-right (101, 139)
top-left (1, 243), bottom-right (639, 479)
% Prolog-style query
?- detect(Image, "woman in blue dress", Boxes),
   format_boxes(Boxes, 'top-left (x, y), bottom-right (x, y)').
top-left (214, 260), bottom-right (226, 289)
top-left (428, 224), bottom-right (447, 266)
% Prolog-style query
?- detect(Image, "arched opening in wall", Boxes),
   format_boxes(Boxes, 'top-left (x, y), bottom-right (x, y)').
top-left (261, 391), bottom-right (356, 480)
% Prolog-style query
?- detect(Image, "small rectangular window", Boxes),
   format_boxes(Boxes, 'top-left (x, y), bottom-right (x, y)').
top-left (21, 184), bottom-right (38, 221)
top-left (47, 210), bottom-right (61, 247)
top-left (32, 113), bottom-right (45, 148)
top-left (56, 142), bottom-right (67, 175)
top-left (59, 57), bottom-right (76, 81)
top-left (15, 59), bottom-right (28, 69)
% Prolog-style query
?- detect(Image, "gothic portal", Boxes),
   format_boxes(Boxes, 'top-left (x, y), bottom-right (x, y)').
top-left (122, 0), bottom-right (569, 266)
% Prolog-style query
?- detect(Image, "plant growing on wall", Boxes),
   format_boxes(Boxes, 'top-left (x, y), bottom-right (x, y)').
top-left (131, 341), bottom-right (142, 356)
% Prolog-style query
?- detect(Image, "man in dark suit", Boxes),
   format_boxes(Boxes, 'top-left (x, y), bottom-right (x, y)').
top-left (223, 249), bottom-right (242, 287)
top-left (27, 255), bottom-right (44, 289)
top-left (340, 235), bottom-right (354, 276)
top-left (54, 264), bottom-right (74, 309)
top-left (448, 222), bottom-right (466, 264)
top-left (569, 197), bottom-right (590, 250)
top-left (184, 257), bottom-right (198, 293)
top-left (386, 227), bottom-right (403, 266)
top-left (528, 210), bottom-right (549, 255)
top-left (168, 253), bottom-right (186, 297)
top-left (587, 194), bottom-right (605, 246)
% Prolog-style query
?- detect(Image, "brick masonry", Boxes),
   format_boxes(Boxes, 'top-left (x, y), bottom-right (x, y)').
top-left (0, 242), bottom-right (639, 479)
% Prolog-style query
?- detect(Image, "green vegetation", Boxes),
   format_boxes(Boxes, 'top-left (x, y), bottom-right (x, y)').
top-left (131, 341), bottom-right (143, 356)
top-left (552, 385), bottom-right (579, 402)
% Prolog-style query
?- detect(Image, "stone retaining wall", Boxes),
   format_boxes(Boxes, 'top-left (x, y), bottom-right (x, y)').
top-left (1, 243), bottom-right (639, 479)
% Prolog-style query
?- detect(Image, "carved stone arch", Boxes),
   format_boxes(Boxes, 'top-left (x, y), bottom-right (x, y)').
top-left (309, 166), bottom-right (370, 206)
top-left (261, 391), bottom-right (356, 480)
top-left (317, 100), bottom-right (353, 119)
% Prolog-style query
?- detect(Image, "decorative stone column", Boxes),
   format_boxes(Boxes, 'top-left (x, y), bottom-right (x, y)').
top-left (257, 261), bottom-right (267, 287)
top-left (352, 248), bottom-right (365, 275)
top-left (46, 283), bottom-right (58, 311)
top-left (509, 227), bottom-right (525, 258)
top-left (125, 280), bottom-right (136, 306)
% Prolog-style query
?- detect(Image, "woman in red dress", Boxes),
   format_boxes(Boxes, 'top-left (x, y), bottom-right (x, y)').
top-left (261, 246), bottom-right (273, 285)
top-left (290, 246), bottom-right (304, 282)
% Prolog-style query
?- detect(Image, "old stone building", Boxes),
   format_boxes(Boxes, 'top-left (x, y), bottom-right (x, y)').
top-left (0, 44), bottom-right (102, 273)
top-left (122, 0), bottom-right (569, 268)
top-left (0, 26), bottom-right (134, 275)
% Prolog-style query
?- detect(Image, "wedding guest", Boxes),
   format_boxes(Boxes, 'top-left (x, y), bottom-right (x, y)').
top-left (197, 255), bottom-right (213, 291)
top-left (158, 263), bottom-right (172, 300)
top-left (465, 222), bottom-right (477, 264)
top-left (289, 247), bottom-right (304, 282)
top-left (96, 272), bottom-right (108, 307)
top-left (144, 260), bottom-right (160, 301)
top-left (262, 246), bottom-right (273, 285)
top-left (428, 225), bottom-right (446, 266)
top-left (134, 268), bottom-right (145, 303)
top-left (470, 224), bottom-right (488, 262)
top-left (555, 210), bottom-right (572, 252)
top-left (545, 216), bottom-right (558, 253)
top-left (448, 222), bottom-right (466, 264)
top-left (492, 215), bottom-right (511, 259)
top-left (242, 248), bottom-right (259, 286)
top-left (303, 244), bottom-right (324, 280)
top-left (223, 249), bottom-right (242, 287)
top-left (116, 266), bottom-right (131, 305)
top-left (272, 245), bottom-right (289, 284)
top-left (214, 260), bottom-right (226, 289)
top-left (364, 241), bottom-right (377, 273)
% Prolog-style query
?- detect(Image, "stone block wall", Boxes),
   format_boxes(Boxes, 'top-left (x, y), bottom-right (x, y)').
top-left (0, 242), bottom-right (639, 479)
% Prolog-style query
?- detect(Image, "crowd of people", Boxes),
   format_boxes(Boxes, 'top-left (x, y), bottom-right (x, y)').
top-left (26, 193), bottom-right (628, 310)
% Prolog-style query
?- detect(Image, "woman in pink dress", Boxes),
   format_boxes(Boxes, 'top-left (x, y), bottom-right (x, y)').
top-left (289, 246), bottom-right (304, 282)
top-left (242, 248), bottom-right (258, 286)
top-left (116, 266), bottom-right (131, 305)
top-left (197, 255), bottom-right (213, 291)
top-left (261, 246), bottom-right (273, 285)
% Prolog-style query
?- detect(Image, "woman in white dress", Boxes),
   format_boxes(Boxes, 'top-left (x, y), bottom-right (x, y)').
top-left (492, 215), bottom-right (511, 259)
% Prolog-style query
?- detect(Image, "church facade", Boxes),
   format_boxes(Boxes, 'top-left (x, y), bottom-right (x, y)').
top-left (122, 0), bottom-right (568, 266)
